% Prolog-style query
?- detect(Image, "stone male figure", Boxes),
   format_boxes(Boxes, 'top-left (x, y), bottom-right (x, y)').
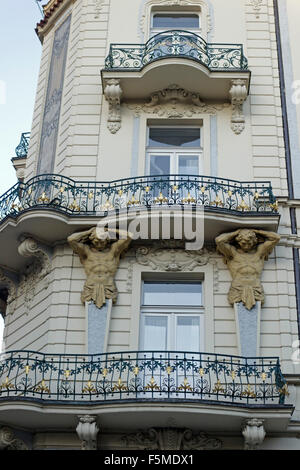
top-left (215, 229), bottom-right (280, 310)
top-left (68, 227), bottom-right (132, 309)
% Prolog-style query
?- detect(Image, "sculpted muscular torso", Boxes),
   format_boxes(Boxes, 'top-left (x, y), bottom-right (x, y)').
top-left (68, 227), bottom-right (132, 308)
top-left (215, 229), bottom-right (280, 310)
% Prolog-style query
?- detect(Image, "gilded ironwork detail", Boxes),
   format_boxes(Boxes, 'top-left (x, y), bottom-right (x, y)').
top-left (0, 174), bottom-right (278, 222)
top-left (0, 350), bottom-right (288, 405)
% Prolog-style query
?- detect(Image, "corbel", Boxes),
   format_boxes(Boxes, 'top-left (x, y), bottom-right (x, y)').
top-left (229, 79), bottom-right (248, 135)
top-left (242, 419), bottom-right (266, 450)
top-left (76, 415), bottom-right (99, 450)
top-left (104, 79), bottom-right (123, 134)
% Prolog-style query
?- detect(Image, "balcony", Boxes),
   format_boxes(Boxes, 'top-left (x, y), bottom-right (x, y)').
top-left (102, 30), bottom-right (250, 102)
top-left (13, 132), bottom-right (31, 159)
top-left (0, 173), bottom-right (280, 270)
top-left (0, 350), bottom-right (292, 433)
top-left (11, 132), bottom-right (30, 182)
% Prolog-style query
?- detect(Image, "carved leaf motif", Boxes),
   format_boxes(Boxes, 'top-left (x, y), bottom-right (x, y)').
top-left (123, 427), bottom-right (222, 450)
top-left (135, 244), bottom-right (210, 271)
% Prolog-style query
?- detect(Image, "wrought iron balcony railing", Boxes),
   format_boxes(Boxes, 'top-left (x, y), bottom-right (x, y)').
top-left (0, 350), bottom-right (288, 405)
top-left (104, 30), bottom-right (248, 71)
top-left (13, 132), bottom-right (30, 159)
top-left (0, 174), bottom-right (278, 221)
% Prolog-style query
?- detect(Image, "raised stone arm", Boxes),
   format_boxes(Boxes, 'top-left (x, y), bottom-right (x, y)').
top-left (67, 228), bottom-right (95, 257)
top-left (252, 229), bottom-right (280, 260)
top-left (215, 229), bottom-right (241, 260)
top-left (107, 228), bottom-right (132, 257)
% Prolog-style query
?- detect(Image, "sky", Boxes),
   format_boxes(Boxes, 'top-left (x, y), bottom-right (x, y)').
top-left (0, 1), bottom-right (43, 350)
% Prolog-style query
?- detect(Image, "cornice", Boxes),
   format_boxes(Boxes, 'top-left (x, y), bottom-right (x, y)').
top-left (35, 0), bottom-right (74, 41)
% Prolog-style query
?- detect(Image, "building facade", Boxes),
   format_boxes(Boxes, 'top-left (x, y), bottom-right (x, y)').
top-left (0, 0), bottom-right (300, 450)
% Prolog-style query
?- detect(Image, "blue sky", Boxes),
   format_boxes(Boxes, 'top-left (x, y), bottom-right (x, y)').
top-left (0, 1), bottom-right (43, 196)
top-left (0, 1), bottom-right (43, 349)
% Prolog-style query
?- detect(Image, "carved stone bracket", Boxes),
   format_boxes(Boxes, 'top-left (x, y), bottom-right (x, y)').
top-left (104, 79), bottom-right (123, 134)
top-left (18, 238), bottom-right (51, 278)
top-left (123, 427), bottom-right (222, 450)
top-left (76, 415), bottom-right (99, 450)
top-left (17, 237), bottom-right (52, 315)
top-left (242, 419), bottom-right (266, 450)
top-left (229, 79), bottom-right (248, 135)
top-left (0, 427), bottom-right (29, 450)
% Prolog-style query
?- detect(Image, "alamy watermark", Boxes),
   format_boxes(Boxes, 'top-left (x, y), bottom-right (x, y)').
top-left (94, 205), bottom-right (205, 251)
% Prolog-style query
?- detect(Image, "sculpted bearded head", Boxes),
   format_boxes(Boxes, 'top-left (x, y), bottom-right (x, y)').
top-left (235, 229), bottom-right (258, 252)
top-left (89, 228), bottom-right (109, 250)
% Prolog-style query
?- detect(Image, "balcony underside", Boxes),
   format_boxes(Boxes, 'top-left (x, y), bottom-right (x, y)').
top-left (102, 59), bottom-right (250, 101)
top-left (103, 30), bottom-right (250, 102)
top-left (0, 174), bottom-right (279, 270)
top-left (0, 400), bottom-right (293, 433)
top-left (0, 207), bottom-right (279, 272)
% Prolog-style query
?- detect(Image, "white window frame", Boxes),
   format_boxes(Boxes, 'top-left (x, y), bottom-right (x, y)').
top-left (146, 125), bottom-right (203, 176)
top-left (150, 10), bottom-right (202, 37)
top-left (139, 280), bottom-right (205, 352)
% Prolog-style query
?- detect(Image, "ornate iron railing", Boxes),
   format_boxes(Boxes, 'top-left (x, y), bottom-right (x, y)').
top-left (0, 350), bottom-right (288, 405)
top-left (0, 174), bottom-right (278, 221)
top-left (14, 132), bottom-right (30, 159)
top-left (105, 30), bottom-right (248, 71)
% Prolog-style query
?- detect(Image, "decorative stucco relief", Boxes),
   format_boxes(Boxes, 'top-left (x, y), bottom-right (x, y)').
top-left (249, 0), bottom-right (263, 18)
top-left (126, 241), bottom-right (219, 292)
top-left (0, 427), bottom-right (29, 450)
top-left (0, 269), bottom-right (17, 315)
top-left (126, 84), bottom-right (229, 119)
top-left (17, 238), bottom-right (52, 315)
top-left (94, 0), bottom-right (105, 18)
top-left (123, 427), bottom-right (222, 450)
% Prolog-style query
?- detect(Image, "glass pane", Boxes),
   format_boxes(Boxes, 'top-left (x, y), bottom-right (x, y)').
top-left (153, 14), bottom-right (199, 29)
top-left (142, 316), bottom-right (168, 350)
top-left (150, 155), bottom-right (170, 175)
top-left (176, 316), bottom-right (200, 352)
top-left (149, 128), bottom-right (200, 148)
top-left (178, 155), bottom-right (199, 175)
top-left (143, 282), bottom-right (202, 306)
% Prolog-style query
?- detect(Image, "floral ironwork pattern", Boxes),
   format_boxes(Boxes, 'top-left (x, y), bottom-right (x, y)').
top-left (0, 350), bottom-right (288, 405)
top-left (14, 132), bottom-right (30, 159)
top-left (0, 173), bottom-right (278, 221)
top-left (105, 30), bottom-right (248, 71)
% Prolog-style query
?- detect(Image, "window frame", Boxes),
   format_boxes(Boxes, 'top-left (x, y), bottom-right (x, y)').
top-left (150, 10), bottom-right (202, 36)
top-left (146, 125), bottom-right (203, 176)
top-left (139, 280), bottom-right (205, 352)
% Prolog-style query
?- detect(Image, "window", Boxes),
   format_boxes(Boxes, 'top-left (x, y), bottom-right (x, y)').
top-left (140, 281), bottom-right (204, 352)
top-left (147, 126), bottom-right (202, 176)
top-left (151, 12), bottom-right (201, 36)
